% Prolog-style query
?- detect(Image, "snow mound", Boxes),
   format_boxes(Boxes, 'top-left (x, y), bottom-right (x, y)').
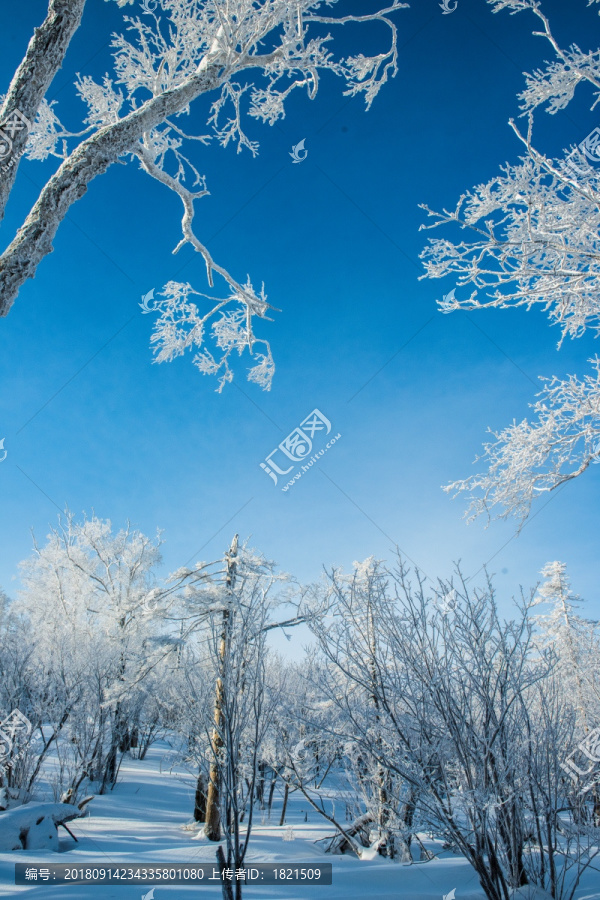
top-left (0, 802), bottom-right (86, 851)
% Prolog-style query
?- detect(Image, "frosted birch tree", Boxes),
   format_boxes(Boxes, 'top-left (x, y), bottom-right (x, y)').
top-left (0, 0), bottom-right (405, 390)
top-left (420, 0), bottom-right (600, 522)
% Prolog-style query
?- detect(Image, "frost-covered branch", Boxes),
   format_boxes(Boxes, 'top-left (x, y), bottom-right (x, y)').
top-left (133, 143), bottom-right (275, 389)
top-left (0, 0), bottom-right (405, 390)
top-left (0, 60), bottom-right (227, 319)
top-left (0, 0), bottom-right (86, 223)
top-left (420, 0), bottom-right (600, 521)
top-left (420, 149), bottom-right (600, 342)
top-left (445, 358), bottom-right (600, 525)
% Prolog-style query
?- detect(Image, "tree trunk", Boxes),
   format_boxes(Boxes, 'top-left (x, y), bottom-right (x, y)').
top-left (204, 535), bottom-right (238, 841)
top-left (279, 782), bottom-right (289, 827)
top-left (256, 760), bottom-right (266, 808)
top-left (205, 645), bottom-right (226, 840)
top-left (0, 0), bottom-right (87, 225)
top-left (267, 770), bottom-right (277, 819)
top-left (194, 772), bottom-right (207, 823)
top-left (216, 845), bottom-right (235, 900)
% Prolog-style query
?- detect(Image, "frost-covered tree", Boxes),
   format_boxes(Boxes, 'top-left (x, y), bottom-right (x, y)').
top-left (533, 561), bottom-right (600, 824)
top-left (280, 560), bottom-right (427, 862)
top-left (15, 512), bottom-right (195, 795)
top-left (160, 535), bottom-right (309, 847)
top-left (534, 562), bottom-right (600, 724)
top-left (0, 0), bottom-right (405, 390)
top-left (170, 538), bottom-right (290, 900)
top-left (271, 654), bottom-right (353, 845)
top-left (420, 0), bottom-right (600, 522)
top-left (308, 557), bottom-right (599, 899)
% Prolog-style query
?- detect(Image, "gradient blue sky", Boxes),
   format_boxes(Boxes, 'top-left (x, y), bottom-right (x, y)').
top-left (1, 0), bottom-right (599, 647)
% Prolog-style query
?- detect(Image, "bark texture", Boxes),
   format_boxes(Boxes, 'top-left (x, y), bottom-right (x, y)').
top-left (0, 0), bottom-right (87, 223)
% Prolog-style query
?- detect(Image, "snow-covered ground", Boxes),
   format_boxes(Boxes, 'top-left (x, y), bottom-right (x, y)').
top-left (1, 742), bottom-right (598, 900)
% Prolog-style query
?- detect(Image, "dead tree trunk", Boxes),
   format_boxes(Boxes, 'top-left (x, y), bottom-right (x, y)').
top-left (194, 772), bottom-right (207, 823)
top-left (204, 535), bottom-right (238, 841)
top-left (279, 782), bottom-right (289, 826)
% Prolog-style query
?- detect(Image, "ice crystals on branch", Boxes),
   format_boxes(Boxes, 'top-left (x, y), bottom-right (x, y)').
top-left (444, 358), bottom-right (600, 524)
top-left (0, 0), bottom-right (407, 383)
top-left (150, 279), bottom-right (275, 391)
top-left (420, 0), bottom-right (600, 522)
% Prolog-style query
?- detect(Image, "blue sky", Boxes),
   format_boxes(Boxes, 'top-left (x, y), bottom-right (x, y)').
top-left (1, 0), bottom-right (599, 645)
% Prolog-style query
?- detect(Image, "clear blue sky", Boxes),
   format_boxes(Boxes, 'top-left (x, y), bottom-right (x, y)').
top-left (1, 0), bottom-right (599, 641)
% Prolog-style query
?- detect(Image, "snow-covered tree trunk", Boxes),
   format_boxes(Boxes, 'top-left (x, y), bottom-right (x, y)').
top-left (0, 0), bottom-right (86, 224)
top-left (0, 60), bottom-right (227, 318)
top-left (205, 534), bottom-right (238, 841)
